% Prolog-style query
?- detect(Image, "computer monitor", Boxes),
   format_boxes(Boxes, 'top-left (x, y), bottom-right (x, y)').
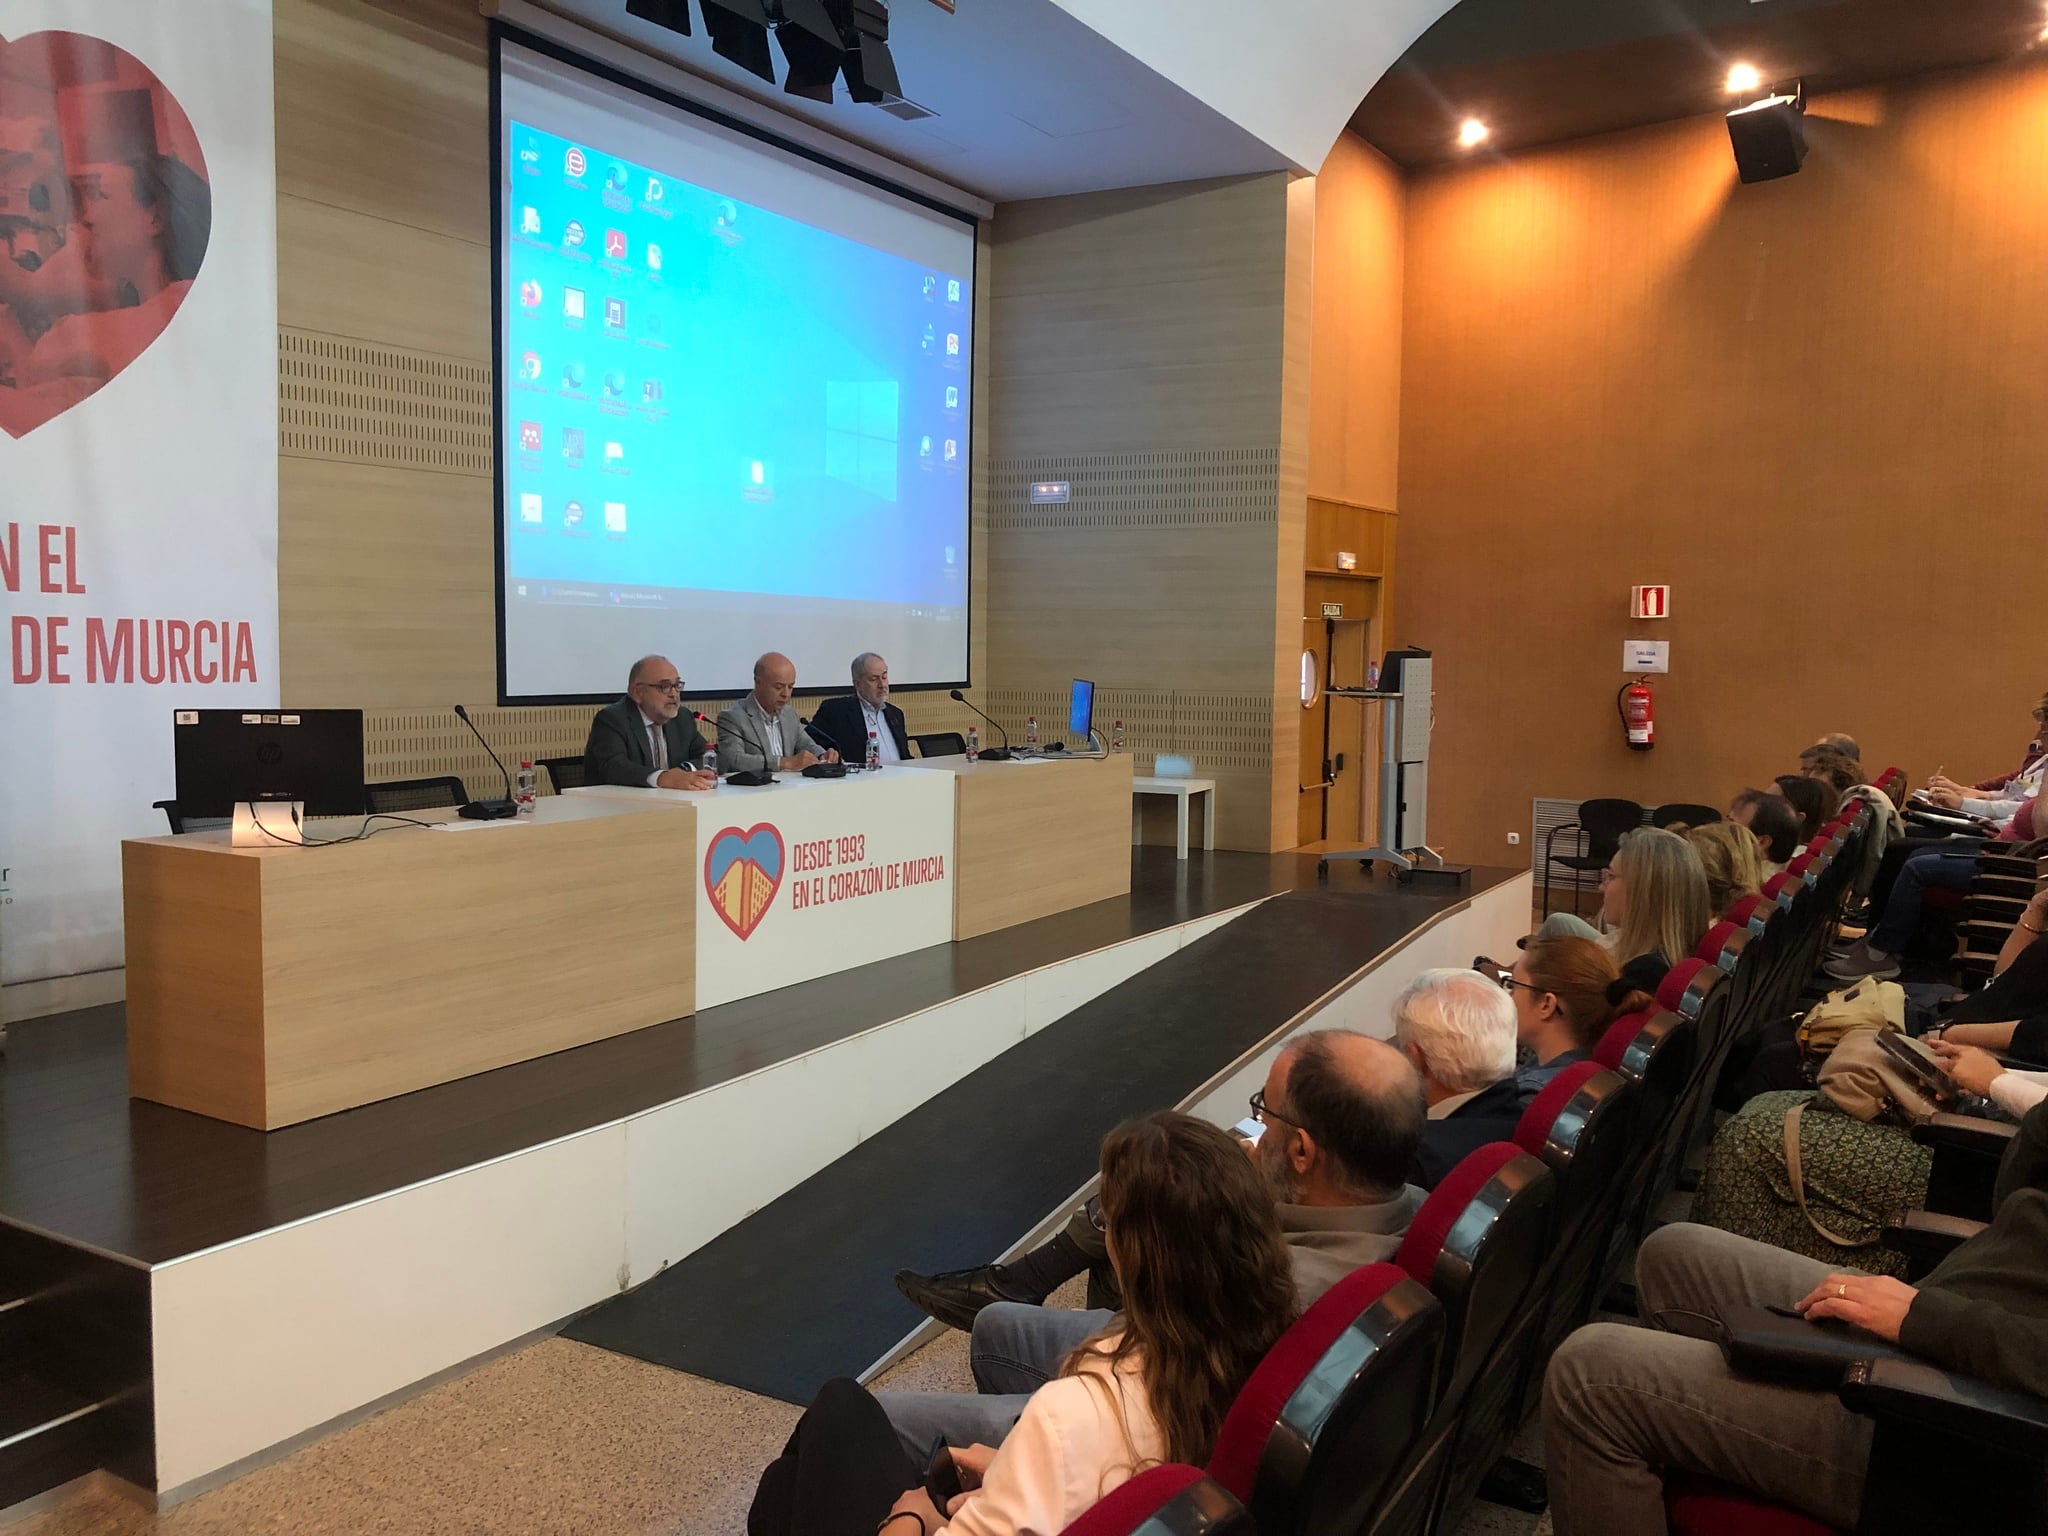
top-left (1067, 678), bottom-right (1095, 741)
top-left (172, 709), bottom-right (367, 819)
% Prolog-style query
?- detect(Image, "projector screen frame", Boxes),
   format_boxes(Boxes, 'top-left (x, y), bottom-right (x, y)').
top-left (488, 21), bottom-right (979, 707)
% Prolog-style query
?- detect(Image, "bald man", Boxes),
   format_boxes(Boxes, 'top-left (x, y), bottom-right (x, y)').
top-left (582, 655), bottom-right (716, 790)
top-left (880, 1031), bottom-right (1429, 1456)
top-left (712, 651), bottom-right (839, 774)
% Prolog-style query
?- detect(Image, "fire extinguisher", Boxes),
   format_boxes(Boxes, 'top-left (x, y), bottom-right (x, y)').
top-left (1618, 679), bottom-right (1655, 751)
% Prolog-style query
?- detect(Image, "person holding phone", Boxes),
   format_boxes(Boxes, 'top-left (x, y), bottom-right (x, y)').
top-left (747, 1113), bottom-right (1296, 1536)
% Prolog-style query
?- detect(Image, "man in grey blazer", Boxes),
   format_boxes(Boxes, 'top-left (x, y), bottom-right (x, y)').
top-left (713, 652), bottom-right (840, 774)
top-left (583, 654), bottom-right (717, 789)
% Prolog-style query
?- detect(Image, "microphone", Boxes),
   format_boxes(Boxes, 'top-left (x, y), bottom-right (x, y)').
top-left (948, 689), bottom-right (1013, 761)
top-left (453, 704), bottom-right (519, 820)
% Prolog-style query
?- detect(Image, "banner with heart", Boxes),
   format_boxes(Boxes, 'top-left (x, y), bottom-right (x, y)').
top-left (703, 823), bottom-right (785, 940)
top-left (2, 3), bottom-right (277, 988)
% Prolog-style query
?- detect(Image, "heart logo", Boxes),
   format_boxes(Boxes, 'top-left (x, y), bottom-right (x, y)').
top-left (0, 31), bottom-right (212, 440)
top-left (703, 823), bottom-right (785, 941)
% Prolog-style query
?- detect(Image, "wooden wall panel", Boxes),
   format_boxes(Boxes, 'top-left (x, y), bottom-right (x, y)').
top-left (1397, 62), bottom-right (2048, 863)
top-left (1309, 133), bottom-right (1406, 511)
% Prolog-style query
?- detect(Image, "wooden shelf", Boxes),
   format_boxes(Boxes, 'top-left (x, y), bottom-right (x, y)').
top-left (1306, 566), bottom-right (1385, 579)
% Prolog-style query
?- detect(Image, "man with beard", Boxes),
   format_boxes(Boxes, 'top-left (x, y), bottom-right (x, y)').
top-left (877, 1032), bottom-right (1427, 1458)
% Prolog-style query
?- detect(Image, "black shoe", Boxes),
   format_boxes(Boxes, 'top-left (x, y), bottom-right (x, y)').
top-left (893, 1264), bottom-right (1042, 1332)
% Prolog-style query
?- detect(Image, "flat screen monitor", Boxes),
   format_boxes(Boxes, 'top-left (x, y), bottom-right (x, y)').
top-left (172, 709), bottom-right (367, 819)
top-left (1067, 678), bottom-right (1095, 741)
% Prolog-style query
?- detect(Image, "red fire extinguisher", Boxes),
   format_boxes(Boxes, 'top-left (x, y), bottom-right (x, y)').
top-left (1619, 680), bottom-right (1655, 751)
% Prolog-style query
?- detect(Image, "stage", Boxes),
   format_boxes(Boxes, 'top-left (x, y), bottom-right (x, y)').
top-left (0, 849), bottom-right (1530, 1499)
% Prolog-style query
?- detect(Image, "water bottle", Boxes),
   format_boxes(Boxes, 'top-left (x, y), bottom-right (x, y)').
top-left (965, 726), bottom-right (979, 762)
top-left (1112, 719), bottom-right (1125, 753)
top-left (702, 744), bottom-right (718, 784)
top-left (515, 759), bottom-right (538, 814)
top-left (1026, 716), bottom-right (1039, 753)
top-left (866, 730), bottom-right (880, 771)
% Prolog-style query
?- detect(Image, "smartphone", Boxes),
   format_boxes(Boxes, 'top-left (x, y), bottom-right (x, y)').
top-left (924, 1438), bottom-right (962, 1504)
top-left (1230, 1116), bottom-right (1266, 1145)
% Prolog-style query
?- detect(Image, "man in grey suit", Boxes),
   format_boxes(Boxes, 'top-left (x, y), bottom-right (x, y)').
top-left (583, 655), bottom-right (717, 790)
top-left (714, 652), bottom-right (840, 775)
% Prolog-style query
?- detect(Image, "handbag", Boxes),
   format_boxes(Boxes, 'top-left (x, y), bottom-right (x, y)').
top-left (1781, 1029), bottom-right (1947, 1247)
top-left (1795, 978), bottom-right (1906, 1061)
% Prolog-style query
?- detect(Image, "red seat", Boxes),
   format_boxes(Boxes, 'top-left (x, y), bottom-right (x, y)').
top-left (1666, 1475), bottom-right (1837, 1536)
top-left (1655, 957), bottom-right (1712, 1017)
top-left (1208, 1262), bottom-right (1442, 1535)
top-left (1694, 920), bottom-right (1747, 971)
top-left (1594, 1008), bottom-right (1654, 1070)
top-left (1060, 1465), bottom-right (1252, 1536)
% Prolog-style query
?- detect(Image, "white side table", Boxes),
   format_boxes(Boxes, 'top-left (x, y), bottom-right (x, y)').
top-left (1131, 776), bottom-right (1217, 860)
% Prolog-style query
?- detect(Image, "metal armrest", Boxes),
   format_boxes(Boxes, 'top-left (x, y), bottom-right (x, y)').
top-left (1912, 1113), bottom-right (2020, 1159)
top-left (1840, 1357), bottom-right (2048, 1458)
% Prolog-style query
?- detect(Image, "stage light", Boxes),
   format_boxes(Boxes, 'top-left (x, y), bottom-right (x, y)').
top-left (1727, 81), bottom-right (1807, 184)
top-left (774, 0), bottom-right (846, 102)
top-left (702, 0), bottom-right (777, 84)
top-left (1457, 118), bottom-right (1489, 148)
top-left (626, 0), bottom-right (691, 34)
top-left (1726, 62), bottom-right (1762, 95)
top-left (837, 0), bottom-right (902, 104)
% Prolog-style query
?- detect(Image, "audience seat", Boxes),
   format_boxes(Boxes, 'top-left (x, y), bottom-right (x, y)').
top-left (1543, 798), bottom-right (1645, 918)
top-left (1694, 920), bottom-right (1749, 973)
top-left (1206, 1263), bottom-right (1443, 1536)
top-left (1059, 1465), bottom-right (1253, 1536)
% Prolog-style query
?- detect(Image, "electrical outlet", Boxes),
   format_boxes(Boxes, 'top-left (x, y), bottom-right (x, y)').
top-left (1507, 832), bottom-right (1522, 845)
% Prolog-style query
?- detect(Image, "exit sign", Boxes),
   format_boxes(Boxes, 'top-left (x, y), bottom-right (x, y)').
top-left (1631, 584), bottom-right (1671, 619)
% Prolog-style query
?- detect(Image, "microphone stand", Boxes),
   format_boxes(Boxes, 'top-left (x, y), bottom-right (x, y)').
top-left (948, 689), bottom-right (1014, 761)
top-left (454, 704), bottom-right (519, 819)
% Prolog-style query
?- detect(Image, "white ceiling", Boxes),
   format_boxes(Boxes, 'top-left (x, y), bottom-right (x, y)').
top-left (530, 0), bottom-right (1296, 202)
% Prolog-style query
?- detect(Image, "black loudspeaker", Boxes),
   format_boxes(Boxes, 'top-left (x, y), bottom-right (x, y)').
top-left (703, 0), bottom-right (776, 82)
top-left (625, 0), bottom-right (691, 33)
top-left (1727, 93), bottom-right (1807, 184)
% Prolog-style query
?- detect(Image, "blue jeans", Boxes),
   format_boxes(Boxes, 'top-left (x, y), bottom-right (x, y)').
top-left (1869, 842), bottom-right (1982, 954)
top-left (875, 1304), bottom-right (1114, 1462)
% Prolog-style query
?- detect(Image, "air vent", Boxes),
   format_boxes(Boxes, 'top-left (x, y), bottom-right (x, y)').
top-left (877, 96), bottom-right (937, 121)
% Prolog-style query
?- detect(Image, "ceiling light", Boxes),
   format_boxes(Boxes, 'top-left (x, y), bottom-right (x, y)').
top-left (1458, 118), bottom-right (1489, 149)
top-left (1726, 62), bottom-right (1762, 95)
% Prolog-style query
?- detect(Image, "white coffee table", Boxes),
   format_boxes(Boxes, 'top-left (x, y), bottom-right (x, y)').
top-left (1131, 776), bottom-right (1216, 860)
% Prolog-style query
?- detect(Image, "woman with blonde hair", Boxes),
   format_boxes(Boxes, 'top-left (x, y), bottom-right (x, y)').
top-left (1683, 821), bottom-right (1767, 917)
top-left (749, 1112), bottom-right (1297, 1536)
top-left (1599, 826), bottom-right (1713, 989)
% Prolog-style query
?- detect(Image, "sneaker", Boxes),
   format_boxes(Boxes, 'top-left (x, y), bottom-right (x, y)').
top-left (1824, 938), bottom-right (1899, 982)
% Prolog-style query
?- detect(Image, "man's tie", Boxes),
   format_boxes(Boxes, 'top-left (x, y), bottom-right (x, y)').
top-left (650, 722), bottom-right (666, 772)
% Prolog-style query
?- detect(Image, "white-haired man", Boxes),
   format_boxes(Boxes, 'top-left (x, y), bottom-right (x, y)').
top-left (1393, 966), bottom-right (1526, 1187)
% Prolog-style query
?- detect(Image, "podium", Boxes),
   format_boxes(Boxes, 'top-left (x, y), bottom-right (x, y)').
top-left (1318, 650), bottom-right (1461, 885)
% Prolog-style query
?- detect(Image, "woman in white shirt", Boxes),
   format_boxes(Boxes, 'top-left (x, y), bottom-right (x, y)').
top-left (748, 1113), bottom-right (1299, 1536)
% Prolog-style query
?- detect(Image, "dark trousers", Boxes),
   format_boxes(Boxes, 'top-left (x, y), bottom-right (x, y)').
top-left (750, 1378), bottom-right (921, 1536)
top-left (1865, 834), bottom-right (1979, 912)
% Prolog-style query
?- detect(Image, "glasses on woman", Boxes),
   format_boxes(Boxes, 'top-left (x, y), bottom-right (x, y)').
top-left (1473, 956), bottom-right (1544, 995)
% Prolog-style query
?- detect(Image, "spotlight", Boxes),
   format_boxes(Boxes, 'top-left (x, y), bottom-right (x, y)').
top-left (626, 0), bottom-right (691, 33)
top-left (1726, 62), bottom-right (1761, 95)
top-left (702, 0), bottom-right (776, 84)
top-left (773, 0), bottom-right (846, 103)
top-left (1457, 118), bottom-right (1489, 149)
top-left (837, 0), bottom-right (902, 104)
top-left (1726, 80), bottom-right (1806, 184)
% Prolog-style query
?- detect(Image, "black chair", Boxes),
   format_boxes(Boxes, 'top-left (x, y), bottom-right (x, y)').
top-left (909, 731), bottom-right (967, 759)
top-left (1653, 802), bottom-right (1722, 829)
top-left (364, 776), bottom-right (468, 814)
top-left (538, 755), bottom-right (587, 792)
top-left (151, 798), bottom-right (229, 835)
top-left (1542, 798), bottom-right (1645, 917)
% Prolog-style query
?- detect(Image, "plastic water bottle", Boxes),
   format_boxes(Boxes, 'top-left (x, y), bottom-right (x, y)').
top-left (515, 760), bottom-right (538, 814)
top-left (867, 730), bottom-right (880, 771)
top-left (1026, 716), bottom-right (1040, 753)
top-left (965, 726), bottom-right (979, 762)
top-left (702, 744), bottom-right (718, 784)
top-left (1112, 719), bottom-right (1125, 753)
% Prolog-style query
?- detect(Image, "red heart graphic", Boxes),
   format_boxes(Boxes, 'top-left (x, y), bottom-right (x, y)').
top-left (0, 30), bottom-right (212, 440)
top-left (703, 823), bottom-right (785, 941)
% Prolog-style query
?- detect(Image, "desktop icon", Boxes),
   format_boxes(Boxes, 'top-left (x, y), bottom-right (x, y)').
top-left (947, 279), bottom-right (962, 303)
top-left (645, 176), bottom-right (664, 204)
top-left (921, 325), bottom-right (936, 352)
top-left (603, 370), bottom-right (628, 399)
top-left (563, 287), bottom-right (586, 320)
top-left (561, 360), bottom-right (586, 390)
top-left (518, 141), bottom-right (540, 168)
top-left (519, 492), bottom-right (543, 523)
top-left (716, 200), bottom-right (738, 229)
top-left (604, 440), bottom-right (625, 464)
top-left (945, 333), bottom-right (960, 356)
top-left (518, 421), bottom-right (542, 452)
top-left (606, 163), bottom-right (629, 192)
top-left (604, 228), bottom-right (627, 260)
top-left (565, 146), bottom-right (587, 178)
top-left (645, 242), bottom-right (663, 273)
top-left (944, 386), bottom-right (959, 410)
top-left (519, 206), bottom-right (541, 235)
top-left (922, 274), bottom-right (936, 298)
top-left (642, 379), bottom-right (663, 405)
top-left (944, 439), bottom-right (958, 463)
top-left (518, 279), bottom-right (543, 309)
top-left (604, 501), bottom-right (627, 531)
top-left (564, 220), bottom-right (586, 249)
top-left (564, 500), bottom-right (586, 528)
top-left (519, 350), bottom-right (543, 382)
top-left (749, 461), bottom-right (766, 485)
top-left (919, 435), bottom-right (933, 458)
top-left (605, 298), bottom-right (626, 329)
top-left (562, 427), bottom-right (585, 459)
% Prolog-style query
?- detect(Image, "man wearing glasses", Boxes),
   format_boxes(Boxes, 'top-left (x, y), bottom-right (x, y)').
top-left (583, 654), bottom-right (717, 789)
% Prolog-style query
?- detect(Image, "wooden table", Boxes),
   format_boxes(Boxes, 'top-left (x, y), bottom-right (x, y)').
top-left (915, 754), bottom-right (1136, 940)
top-left (122, 797), bottom-right (695, 1129)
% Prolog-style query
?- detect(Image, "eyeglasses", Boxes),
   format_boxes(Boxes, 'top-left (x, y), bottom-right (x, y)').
top-left (638, 678), bottom-right (684, 695)
top-left (1248, 1087), bottom-right (1302, 1129)
top-left (1473, 956), bottom-right (1545, 996)
top-left (1598, 867), bottom-right (1619, 885)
